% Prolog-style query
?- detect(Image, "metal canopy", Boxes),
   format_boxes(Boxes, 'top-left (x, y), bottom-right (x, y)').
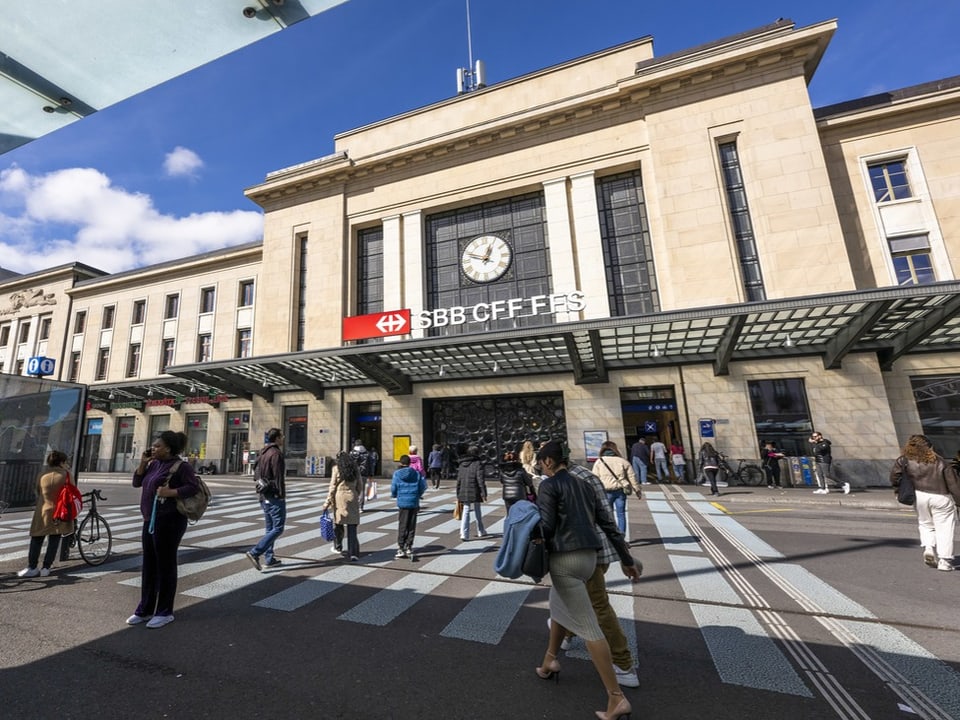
top-left (88, 282), bottom-right (960, 402)
top-left (0, 0), bottom-right (348, 154)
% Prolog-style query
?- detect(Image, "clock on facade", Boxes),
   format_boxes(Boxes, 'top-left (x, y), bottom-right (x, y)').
top-left (461, 234), bottom-right (512, 283)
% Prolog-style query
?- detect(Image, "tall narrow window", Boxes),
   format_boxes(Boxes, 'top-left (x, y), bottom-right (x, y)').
top-left (596, 171), bottom-right (660, 316)
top-left (718, 141), bottom-right (765, 302)
top-left (295, 235), bottom-right (307, 351)
top-left (132, 299), bottom-right (146, 325)
top-left (868, 160), bottom-right (911, 202)
top-left (74, 311), bottom-right (86, 334)
top-left (357, 227), bottom-right (384, 316)
top-left (0, 324), bottom-right (9, 346)
top-left (200, 287), bottom-right (216, 314)
top-left (237, 328), bottom-right (252, 358)
top-left (164, 294), bottom-right (179, 320)
top-left (95, 347), bottom-right (110, 381)
top-left (160, 339), bottom-right (175, 372)
top-left (38, 317), bottom-right (52, 341)
top-left (889, 234), bottom-right (935, 286)
top-left (126, 343), bottom-right (141, 377)
top-left (102, 305), bottom-right (115, 329)
top-left (197, 333), bottom-right (212, 362)
top-left (18, 323), bottom-right (30, 343)
top-left (238, 280), bottom-right (254, 307)
top-left (68, 351), bottom-right (81, 383)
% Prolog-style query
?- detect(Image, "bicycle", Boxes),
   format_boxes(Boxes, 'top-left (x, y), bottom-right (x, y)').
top-left (76, 489), bottom-right (113, 566)
top-left (718, 454), bottom-right (765, 486)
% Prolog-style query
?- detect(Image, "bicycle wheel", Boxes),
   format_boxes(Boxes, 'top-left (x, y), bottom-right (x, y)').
top-left (738, 465), bottom-right (765, 486)
top-left (77, 513), bottom-right (113, 566)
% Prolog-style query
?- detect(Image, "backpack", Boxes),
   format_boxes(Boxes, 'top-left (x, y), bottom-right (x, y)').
top-left (165, 460), bottom-right (211, 523)
top-left (53, 473), bottom-right (83, 522)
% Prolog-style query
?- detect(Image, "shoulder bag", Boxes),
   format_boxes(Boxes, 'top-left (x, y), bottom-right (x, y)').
top-left (521, 523), bottom-right (549, 583)
top-left (599, 457), bottom-right (632, 495)
top-left (165, 460), bottom-right (212, 523)
top-left (894, 457), bottom-right (915, 506)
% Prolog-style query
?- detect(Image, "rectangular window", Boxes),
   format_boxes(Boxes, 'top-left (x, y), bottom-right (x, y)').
top-left (237, 328), bottom-right (252, 358)
top-left (95, 347), bottom-right (110, 381)
top-left (200, 287), bottom-right (216, 314)
top-left (126, 343), bottom-right (141, 377)
top-left (284, 405), bottom-right (308, 457)
top-left (718, 141), bottom-right (765, 302)
top-left (0, 324), bottom-right (10, 346)
top-left (74, 311), bottom-right (86, 334)
top-left (238, 280), bottom-right (255, 307)
top-left (132, 300), bottom-right (146, 325)
top-left (160, 339), bottom-right (175, 372)
top-left (889, 234), bottom-right (935, 286)
top-left (596, 171), bottom-right (660, 316)
top-left (164, 294), bottom-right (180, 320)
top-left (868, 160), bottom-right (912, 202)
top-left (911, 375), bottom-right (960, 456)
top-left (197, 333), bottom-right (212, 363)
top-left (747, 378), bottom-right (813, 456)
top-left (357, 227), bottom-right (384, 317)
top-left (296, 235), bottom-right (307, 351)
top-left (18, 323), bottom-right (30, 344)
top-left (39, 317), bottom-right (52, 341)
top-left (68, 351), bottom-right (81, 383)
top-left (14, 358), bottom-right (24, 375)
top-left (102, 305), bottom-right (115, 330)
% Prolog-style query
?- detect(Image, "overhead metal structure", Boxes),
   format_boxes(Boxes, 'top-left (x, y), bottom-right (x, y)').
top-left (85, 281), bottom-right (960, 404)
top-left (0, 0), bottom-right (348, 154)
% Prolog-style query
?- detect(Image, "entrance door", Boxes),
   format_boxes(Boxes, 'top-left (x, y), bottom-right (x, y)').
top-left (81, 434), bottom-right (101, 472)
top-left (113, 417), bottom-right (136, 472)
top-left (349, 402), bottom-right (381, 475)
top-left (620, 387), bottom-right (682, 481)
top-left (225, 411), bottom-right (250, 473)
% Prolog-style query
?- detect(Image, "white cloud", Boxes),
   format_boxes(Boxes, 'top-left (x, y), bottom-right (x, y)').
top-left (0, 165), bottom-right (262, 274)
top-left (163, 146), bottom-right (204, 178)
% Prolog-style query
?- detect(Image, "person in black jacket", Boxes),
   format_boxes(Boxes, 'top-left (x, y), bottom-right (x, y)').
top-left (456, 445), bottom-right (488, 540)
top-left (534, 440), bottom-right (641, 720)
top-left (246, 428), bottom-right (286, 571)
top-left (809, 431), bottom-right (849, 495)
top-left (498, 450), bottom-right (536, 511)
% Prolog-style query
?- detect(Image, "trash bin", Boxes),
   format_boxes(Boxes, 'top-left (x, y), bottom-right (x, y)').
top-left (786, 456), bottom-right (815, 487)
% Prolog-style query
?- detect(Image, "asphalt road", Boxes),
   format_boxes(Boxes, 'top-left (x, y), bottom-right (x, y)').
top-left (2, 475), bottom-right (958, 720)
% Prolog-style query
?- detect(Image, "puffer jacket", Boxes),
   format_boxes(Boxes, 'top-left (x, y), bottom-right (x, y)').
top-left (537, 468), bottom-right (634, 566)
top-left (499, 461), bottom-right (535, 502)
top-left (391, 466), bottom-right (426, 509)
top-left (891, 456), bottom-right (960, 504)
top-left (456, 455), bottom-right (487, 503)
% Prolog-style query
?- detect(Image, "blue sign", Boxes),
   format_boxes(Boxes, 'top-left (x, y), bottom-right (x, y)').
top-left (27, 356), bottom-right (56, 376)
top-left (699, 418), bottom-right (715, 438)
top-left (643, 420), bottom-right (658, 434)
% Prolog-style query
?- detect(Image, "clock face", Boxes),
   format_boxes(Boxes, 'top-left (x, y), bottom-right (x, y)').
top-left (461, 235), bottom-right (512, 283)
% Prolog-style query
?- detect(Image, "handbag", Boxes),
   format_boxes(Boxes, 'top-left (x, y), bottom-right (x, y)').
top-left (453, 500), bottom-right (463, 520)
top-left (522, 524), bottom-right (549, 583)
top-left (320, 509), bottom-right (336, 541)
top-left (365, 478), bottom-right (378, 501)
top-left (893, 457), bottom-right (916, 506)
top-left (599, 457), bottom-right (632, 495)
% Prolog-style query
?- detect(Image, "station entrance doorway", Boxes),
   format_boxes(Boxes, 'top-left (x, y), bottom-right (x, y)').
top-left (349, 402), bottom-right (382, 476)
top-left (620, 386), bottom-right (684, 482)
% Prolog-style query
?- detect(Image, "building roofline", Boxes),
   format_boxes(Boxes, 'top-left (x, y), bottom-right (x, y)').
top-left (814, 74), bottom-right (960, 119)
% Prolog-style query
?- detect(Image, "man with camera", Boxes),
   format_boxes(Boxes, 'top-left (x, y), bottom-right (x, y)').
top-left (246, 428), bottom-right (287, 570)
top-left (809, 431), bottom-right (849, 495)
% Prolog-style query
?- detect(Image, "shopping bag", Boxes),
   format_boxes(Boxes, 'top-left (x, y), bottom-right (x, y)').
top-left (453, 500), bottom-right (463, 520)
top-left (320, 509), bottom-right (336, 541)
top-left (365, 478), bottom-right (379, 501)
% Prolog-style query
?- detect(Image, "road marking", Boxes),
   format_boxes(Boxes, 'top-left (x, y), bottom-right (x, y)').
top-left (440, 580), bottom-right (532, 644)
top-left (338, 572), bottom-right (449, 626)
top-left (255, 565), bottom-right (375, 611)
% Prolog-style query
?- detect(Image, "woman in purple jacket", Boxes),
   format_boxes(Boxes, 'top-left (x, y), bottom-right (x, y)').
top-left (128, 430), bottom-right (199, 629)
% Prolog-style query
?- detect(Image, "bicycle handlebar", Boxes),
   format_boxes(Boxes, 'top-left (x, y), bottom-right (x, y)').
top-left (82, 489), bottom-right (107, 501)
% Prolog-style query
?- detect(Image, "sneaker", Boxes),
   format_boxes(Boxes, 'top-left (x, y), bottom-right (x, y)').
top-left (767, 484), bottom-right (774, 489)
top-left (146, 614), bottom-right (175, 629)
top-left (812, 488), bottom-right (825, 494)
top-left (409, 552), bottom-right (417, 562)
top-left (937, 559), bottom-right (954, 572)
top-left (126, 613), bottom-right (151, 625)
top-left (16, 567), bottom-right (39, 578)
top-left (245, 551), bottom-right (262, 571)
top-left (842, 483), bottom-right (851, 495)
top-left (39, 568), bottom-right (51, 577)
top-left (614, 665), bottom-right (640, 688)
top-left (264, 558), bottom-right (282, 567)
top-left (330, 546), bottom-right (343, 554)
top-left (561, 635), bottom-right (573, 651)
top-left (395, 549), bottom-right (407, 559)
top-left (460, 536), bottom-right (469, 541)
top-left (923, 548), bottom-right (937, 567)
top-left (349, 555), bottom-right (359, 562)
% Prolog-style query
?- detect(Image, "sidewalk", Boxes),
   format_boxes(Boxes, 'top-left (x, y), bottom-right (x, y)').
top-left (660, 482), bottom-right (901, 511)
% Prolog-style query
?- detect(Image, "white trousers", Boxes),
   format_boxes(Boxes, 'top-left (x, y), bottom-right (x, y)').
top-left (915, 490), bottom-right (957, 560)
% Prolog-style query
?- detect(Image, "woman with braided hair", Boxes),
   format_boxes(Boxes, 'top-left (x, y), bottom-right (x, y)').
top-left (323, 451), bottom-right (364, 561)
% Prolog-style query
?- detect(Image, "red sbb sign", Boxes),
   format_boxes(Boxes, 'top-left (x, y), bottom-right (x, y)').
top-left (342, 309), bottom-right (411, 341)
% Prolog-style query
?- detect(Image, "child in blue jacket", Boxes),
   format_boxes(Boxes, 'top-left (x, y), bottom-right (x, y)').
top-left (391, 454), bottom-right (427, 560)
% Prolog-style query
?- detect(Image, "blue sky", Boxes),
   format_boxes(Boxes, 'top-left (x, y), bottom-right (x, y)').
top-left (1, 0), bottom-right (957, 274)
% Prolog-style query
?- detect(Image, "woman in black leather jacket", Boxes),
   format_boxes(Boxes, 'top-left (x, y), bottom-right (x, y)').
top-left (498, 450), bottom-right (536, 510)
top-left (534, 441), bottom-right (640, 720)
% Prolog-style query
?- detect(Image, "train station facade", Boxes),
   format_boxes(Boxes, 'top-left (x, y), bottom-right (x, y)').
top-left (2, 19), bottom-right (959, 484)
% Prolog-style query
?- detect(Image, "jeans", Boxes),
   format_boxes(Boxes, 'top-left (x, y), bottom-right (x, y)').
top-left (673, 463), bottom-right (686, 483)
top-left (250, 498), bottom-right (286, 563)
top-left (703, 468), bottom-right (719, 494)
top-left (460, 501), bottom-right (486, 539)
top-left (605, 489), bottom-right (627, 533)
top-left (653, 457), bottom-right (669, 481)
top-left (138, 511), bottom-right (188, 617)
top-left (27, 534), bottom-right (62, 570)
top-left (915, 490), bottom-right (957, 560)
top-left (335, 523), bottom-right (359, 558)
top-left (632, 458), bottom-right (648, 485)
